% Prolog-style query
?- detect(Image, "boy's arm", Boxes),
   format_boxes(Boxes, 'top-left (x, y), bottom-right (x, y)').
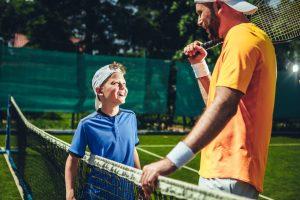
top-left (134, 148), bottom-right (141, 169)
top-left (65, 154), bottom-right (79, 200)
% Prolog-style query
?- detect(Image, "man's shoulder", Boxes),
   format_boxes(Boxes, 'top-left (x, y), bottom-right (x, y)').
top-left (227, 23), bottom-right (270, 44)
top-left (223, 23), bottom-right (273, 56)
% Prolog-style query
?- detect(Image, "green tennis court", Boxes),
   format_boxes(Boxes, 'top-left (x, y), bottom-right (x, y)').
top-left (1, 134), bottom-right (299, 200)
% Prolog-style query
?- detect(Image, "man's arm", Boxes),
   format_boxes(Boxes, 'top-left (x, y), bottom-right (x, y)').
top-left (198, 76), bottom-right (210, 104)
top-left (65, 154), bottom-right (79, 200)
top-left (184, 41), bottom-right (211, 104)
top-left (183, 86), bottom-right (243, 151)
top-left (140, 86), bottom-right (243, 198)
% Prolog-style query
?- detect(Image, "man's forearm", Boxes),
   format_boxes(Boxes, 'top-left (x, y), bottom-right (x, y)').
top-left (197, 76), bottom-right (210, 105)
top-left (183, 92), bottom-right (239, 152)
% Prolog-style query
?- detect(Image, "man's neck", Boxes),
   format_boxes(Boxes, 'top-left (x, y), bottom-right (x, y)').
top-left (223, 15), bottom-right (249, 38)
top-left (101, 104), bottom-right (119, 117)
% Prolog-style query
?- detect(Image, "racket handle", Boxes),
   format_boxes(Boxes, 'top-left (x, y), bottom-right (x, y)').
top-left (183, 39), bottom-right (223, 59)
top-left (202, 39), bottom-right (223, 50)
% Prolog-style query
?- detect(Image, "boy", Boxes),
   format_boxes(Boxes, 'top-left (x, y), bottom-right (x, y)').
top-left (65, 62), bottom-right (140, 199)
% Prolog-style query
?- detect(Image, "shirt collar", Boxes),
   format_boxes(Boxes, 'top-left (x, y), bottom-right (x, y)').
top-left (97, 108), bottom-right (121, 118)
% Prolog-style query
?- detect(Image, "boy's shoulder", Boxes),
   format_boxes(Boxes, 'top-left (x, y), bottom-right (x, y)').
top-left (80, 112), bottom-right (99, 124)
top-left (79, 109), bottom-right (136, 125)
top-left (120, 108), bottom-right (136, 116)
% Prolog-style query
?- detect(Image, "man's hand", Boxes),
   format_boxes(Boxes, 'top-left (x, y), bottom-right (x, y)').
top-left (183, 41), bottom-right (207, 64)
top-left (141, 158), bottom-right (177, 199)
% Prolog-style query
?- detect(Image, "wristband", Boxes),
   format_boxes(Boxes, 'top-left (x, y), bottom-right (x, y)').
top-left (166, 141), bottom-right (195, 169)
top-left (191, 60), bottom-right (210, 78)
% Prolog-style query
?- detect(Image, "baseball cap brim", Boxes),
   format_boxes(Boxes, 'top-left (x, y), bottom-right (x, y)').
top-left (225, 0), bottom-right (258, 15)
top-left (194, 0), bottom-right (258, 15)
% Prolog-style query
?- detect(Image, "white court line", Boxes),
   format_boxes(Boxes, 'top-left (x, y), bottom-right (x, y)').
top-left (1, 150), bottom-right (24, 200)
top-left (259, 194), bottom-right (274, 200)
top-left (270, 143), bottom-right (300, 147)
top-left (140, 143), bottom-right (300, 148)
top-left (137, 146), bottom-right (274, 200)
top-left (139, 145), bottom-right (174, 147)
top-left (136, 147), bottom-right (199, 173)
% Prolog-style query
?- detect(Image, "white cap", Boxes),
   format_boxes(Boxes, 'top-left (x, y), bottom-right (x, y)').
top-left (194, 0), bottom-right (258, 15)
top-left (92, 63), bottom-right (124, 109)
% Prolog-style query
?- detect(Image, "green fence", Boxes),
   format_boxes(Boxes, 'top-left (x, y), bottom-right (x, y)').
top-left (274, 71), bottom-right (300, 119)
top-left (175, 61), bottom-right (205, 116)
top-left (0, 45), bottom-right (299, 118)
top-left (0, 46), bottom-right (170, 114)
top-left (175, 62), bottom-right (300, 119)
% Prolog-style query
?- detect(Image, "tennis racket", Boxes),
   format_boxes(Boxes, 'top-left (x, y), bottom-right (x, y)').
top-left (202, 0), bottom-right (300, 49)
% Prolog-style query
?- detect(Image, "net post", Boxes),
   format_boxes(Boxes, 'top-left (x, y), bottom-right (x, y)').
top-left (75, 45), bottom-right (87, 112)
top-left (71, 112), bottom-right (75, 129)
top-left (0, 108), bottom-right (4, 154)
top-left (5, 95), bottom-right (11, 152)
top-left (0, 37), bottom-right (3, 66)
top-left (143, 55), bottom-right (152, 113)
top-left (167, 60), bottom-right (177, 128)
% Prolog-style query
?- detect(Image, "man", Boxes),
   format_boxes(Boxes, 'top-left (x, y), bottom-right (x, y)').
top-left (140, 0), bottom-right (277, 199)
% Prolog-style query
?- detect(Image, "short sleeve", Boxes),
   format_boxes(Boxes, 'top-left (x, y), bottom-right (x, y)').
top-left (132, 114), bottom-right (139, 146)
top-left (68, 121), bottom-right (87, 158)
top-left (216, 38), bottom-right (260, 94)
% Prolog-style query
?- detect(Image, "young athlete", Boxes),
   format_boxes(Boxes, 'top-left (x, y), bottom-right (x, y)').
top-left (65, 62), bottom-right (141, 199)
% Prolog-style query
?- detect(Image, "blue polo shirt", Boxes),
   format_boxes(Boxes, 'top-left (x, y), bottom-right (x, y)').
top-left (68, 108), bottom-right (139, 167)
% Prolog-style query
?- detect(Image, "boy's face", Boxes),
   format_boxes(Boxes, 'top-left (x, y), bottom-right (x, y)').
top-left (99, 72), bottom-right (128, 106)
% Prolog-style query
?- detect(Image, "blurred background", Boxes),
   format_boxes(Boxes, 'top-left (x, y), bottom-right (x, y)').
top-left (0, 0), bottom-right (299, 200)
top-left (0, 0), bottom-right (299, 130)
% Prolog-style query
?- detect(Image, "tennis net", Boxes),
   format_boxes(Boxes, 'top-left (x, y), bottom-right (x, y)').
top-left (8, 96), bottom-right (245, 200)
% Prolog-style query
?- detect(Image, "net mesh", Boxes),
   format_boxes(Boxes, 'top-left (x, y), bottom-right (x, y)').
top-left (8, 96), bottom-right (244, 200)
top-left (251, 0), bottom-right (300, 43)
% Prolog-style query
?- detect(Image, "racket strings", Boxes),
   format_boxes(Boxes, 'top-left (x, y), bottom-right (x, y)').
top-left (251, 0), bottom-right (300, 42)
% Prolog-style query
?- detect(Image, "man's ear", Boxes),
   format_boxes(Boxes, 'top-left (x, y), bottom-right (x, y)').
top-left (96, 87), bottom-right (103, 95)
top-left (213, 1), bottom-right (223, 16)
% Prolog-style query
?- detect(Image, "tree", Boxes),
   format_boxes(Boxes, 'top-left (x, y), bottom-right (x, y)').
top-left (0, 0), bottom-right (298, 66)
top-left (114, 0), bottom-right (220, 59)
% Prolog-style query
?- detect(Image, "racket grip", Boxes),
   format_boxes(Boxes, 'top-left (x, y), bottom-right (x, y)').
top-left (202, 39), bottom-right (223, 50)
top-left (183, 39), bottom-right (223, 58)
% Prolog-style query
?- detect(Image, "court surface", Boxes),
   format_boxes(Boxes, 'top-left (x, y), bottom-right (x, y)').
top-left (1, 134), bottom-right (299, 200)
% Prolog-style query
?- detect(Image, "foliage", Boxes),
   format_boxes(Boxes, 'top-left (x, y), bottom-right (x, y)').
top-left (0, 0), bottom-right (221, 60)
top-left (0, 0), bottom-right (298, 66)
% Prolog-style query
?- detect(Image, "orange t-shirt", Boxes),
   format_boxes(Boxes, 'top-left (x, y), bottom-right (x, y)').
top-left (199, 23), bottom-right (277, 192)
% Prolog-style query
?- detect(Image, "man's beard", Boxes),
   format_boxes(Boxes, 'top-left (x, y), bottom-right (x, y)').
top-left (206, 4), bottom-right (221, 40)
top-left (206, 18), bottom-right (220, 40)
